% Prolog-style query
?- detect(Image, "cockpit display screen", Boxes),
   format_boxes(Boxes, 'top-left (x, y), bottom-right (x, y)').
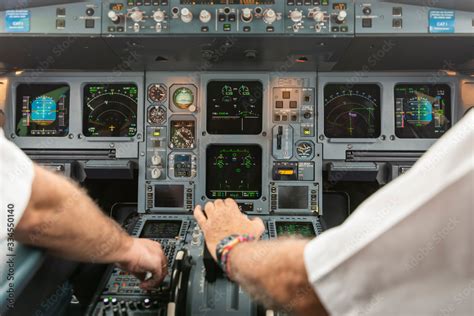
top-left (324, 84), bottom-right (381, 138)
top-left (276, 222), bottom-right (316, 238)
top-left (15, 84), bottom-right (70, 137)
top-left (206, 145), bottom-right (262, 199)
top-left (140, 220), bottom-right (182, 239)
top-left (394, 84), bottom-right (451, 138)
top-left (83, 83), bottom-right (138, 137)
top-left (207, 81), bottom-right (263, 135)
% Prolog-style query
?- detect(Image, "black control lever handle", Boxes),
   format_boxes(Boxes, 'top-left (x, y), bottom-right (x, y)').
top-left (277, 126), bottom-right (283, 150)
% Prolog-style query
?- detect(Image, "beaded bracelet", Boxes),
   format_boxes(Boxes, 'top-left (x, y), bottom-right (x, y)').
top-left (216, 234), bottom-right (255, 277)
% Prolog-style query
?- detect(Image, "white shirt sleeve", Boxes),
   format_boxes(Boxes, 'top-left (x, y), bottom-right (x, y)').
top-left (0, 128), bottom-right (35, 247)
top-left (304, 111), bottom-right (474, 316)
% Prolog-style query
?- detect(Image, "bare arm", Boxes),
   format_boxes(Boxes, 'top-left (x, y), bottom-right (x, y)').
top-left (194, 199), bottom-right (327, 316)
top-left (14, 165), bottom-right (167, 289)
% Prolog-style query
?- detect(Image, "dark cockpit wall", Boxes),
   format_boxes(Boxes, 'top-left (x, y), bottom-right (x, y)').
top-left (0, 1), bottom-right (473, 316)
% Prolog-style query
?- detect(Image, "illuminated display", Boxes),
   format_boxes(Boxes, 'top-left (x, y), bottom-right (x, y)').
top-left (206, 145), bottom-right (262, 199)
top-left (83, 84), bottom-right (138, 137)
top-left (276, 222), bottom-right (316, 238)
top-left (140, 220), bottom-right (182, 239)
top-left (15, 84), bottom-right (70, 137)
top-left (395, 84), bottom-right (451, 138)
top-left (207, 81), bottom-right (263, 135)
top-left (324, 84), bottom-right (381, 138)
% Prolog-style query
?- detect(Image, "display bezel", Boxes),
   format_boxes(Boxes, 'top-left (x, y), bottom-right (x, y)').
top-left (82, 83), bottom-right (139, 138)
top-left (206, 144), bottom-right (263, 200)
top-left (394, 83), bottom-right (452, 139)
top-left (206, 80), bottom-right (264, 135)
top-left (15, 83), bottom-right (70, 137)
top-left (323, 83), bottom-right (382, 139)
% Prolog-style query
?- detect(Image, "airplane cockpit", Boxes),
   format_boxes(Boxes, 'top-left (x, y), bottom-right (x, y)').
top-left (0, 0), bottom-right (473, 315)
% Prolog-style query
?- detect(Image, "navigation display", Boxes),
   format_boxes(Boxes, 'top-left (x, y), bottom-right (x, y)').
top-left (395, 84), bottom-right (451, 138)
top-left (276, 222), bottom-right (316, 238)
top-left (140, 220), bottom-right (182, 239)
top-left (324, 84), bottom-right (381, 138)
top-left (15, 84), bottom-right (70, 137)
top-left (83, 84), bottom-right (138, 137)
top-left (207, 81), bottom-right (263, 135)
top-left (206, 145), bottom-right (262, 199)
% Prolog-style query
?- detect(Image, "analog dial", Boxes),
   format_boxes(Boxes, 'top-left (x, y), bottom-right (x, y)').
top-left (148, 84), bottom-right (167, 103)
top-left (148, 105), bottom-right (166, 125)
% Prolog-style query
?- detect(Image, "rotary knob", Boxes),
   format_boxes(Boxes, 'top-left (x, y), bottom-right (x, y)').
top-left (263, 9), bottom-right (277, 24)
top-left (130, 9), bottom-right (144, 22)
top-left (151, 168), bottom-right (162, 179)
top-left (199, 10), bottom-right (211, 23)
top-left (336, 10), bottom-right (347, 24)
top-left (290, 9), bottom-right (303, 23)
top-left (313, 10), bottom-right (325, 23)
top-left (241, 8), bottom-right (253, 22)
top-left (153, 10), bottom-right (165, 22)
top-left (108, 11), bottom-right (120, 24)
top-left (181, 8), bottom-right (193, 23)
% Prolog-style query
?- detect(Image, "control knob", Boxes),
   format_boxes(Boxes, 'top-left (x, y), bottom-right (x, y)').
top-left (108, 11), bottom-right (120, 24)
top-left (241, 8), bottom-right (253, 22)
top-left (151, 168), bottom-right (162, 179)
top-left (130, 9), bottom-right (144, 22)
top-left (313, 10), bottom-right (325, 23)
top-left (199, 10), bottom-right (211, 23)
top-left (181, 8), bottom-right (193, 23)
top-left (336, 10), bottom-right (347, 24)
top-left (153, 10), bottom-right (165, 22)
top-left (151, 154), bottom-right (162, 166)
top-left (263, 9), bottom-right (277, 24)
top-left (290, 9), bottom-right (303, 23)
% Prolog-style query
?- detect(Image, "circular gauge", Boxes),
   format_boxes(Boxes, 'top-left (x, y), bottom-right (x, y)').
top-left (296, 141), bottom-right (314, 160)
top-left (148, 84), bottom-right (167, 103)
top-left (324, 84), bottom-right (381, 138)
top-left (83, 84), bottom-right (138, 137)
top-left (170, 120), bottom-right (195, 149)
top-left (148, 105), bottom-right (166, 125)
top-left (173, 87), bottom-right (194, 110)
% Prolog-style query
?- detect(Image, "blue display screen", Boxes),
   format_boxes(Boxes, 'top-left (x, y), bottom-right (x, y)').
top-left (31, 96), bottom-right (57, 123)
top-left (15, 84), bottom-right (70, 137)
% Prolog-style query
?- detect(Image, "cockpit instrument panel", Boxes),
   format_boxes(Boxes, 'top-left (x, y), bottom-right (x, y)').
top-left (15, 84), bottom-right (70, 137)
top-left (207, 81), bottom-right (263, 135)
top-left (394, 84), bottom-right (451, 139)
top-left (206, 145), bottom-right (262, 200)
top-left (324, 84), bottom-right (381, 138)
top-left (83, 83), bottom-right (138, 137)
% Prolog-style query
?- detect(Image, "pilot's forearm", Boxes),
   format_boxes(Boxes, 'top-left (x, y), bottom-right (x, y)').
top-left (229, 239), bottom-right (327, 316)
top-left (14, 165), bottom-right (133, 264)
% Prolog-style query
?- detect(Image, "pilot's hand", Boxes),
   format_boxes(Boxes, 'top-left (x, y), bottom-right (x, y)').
top-left (194, 199), bottom-right (265, 261)
top-left (118, 238), bottom-right (168, 290)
